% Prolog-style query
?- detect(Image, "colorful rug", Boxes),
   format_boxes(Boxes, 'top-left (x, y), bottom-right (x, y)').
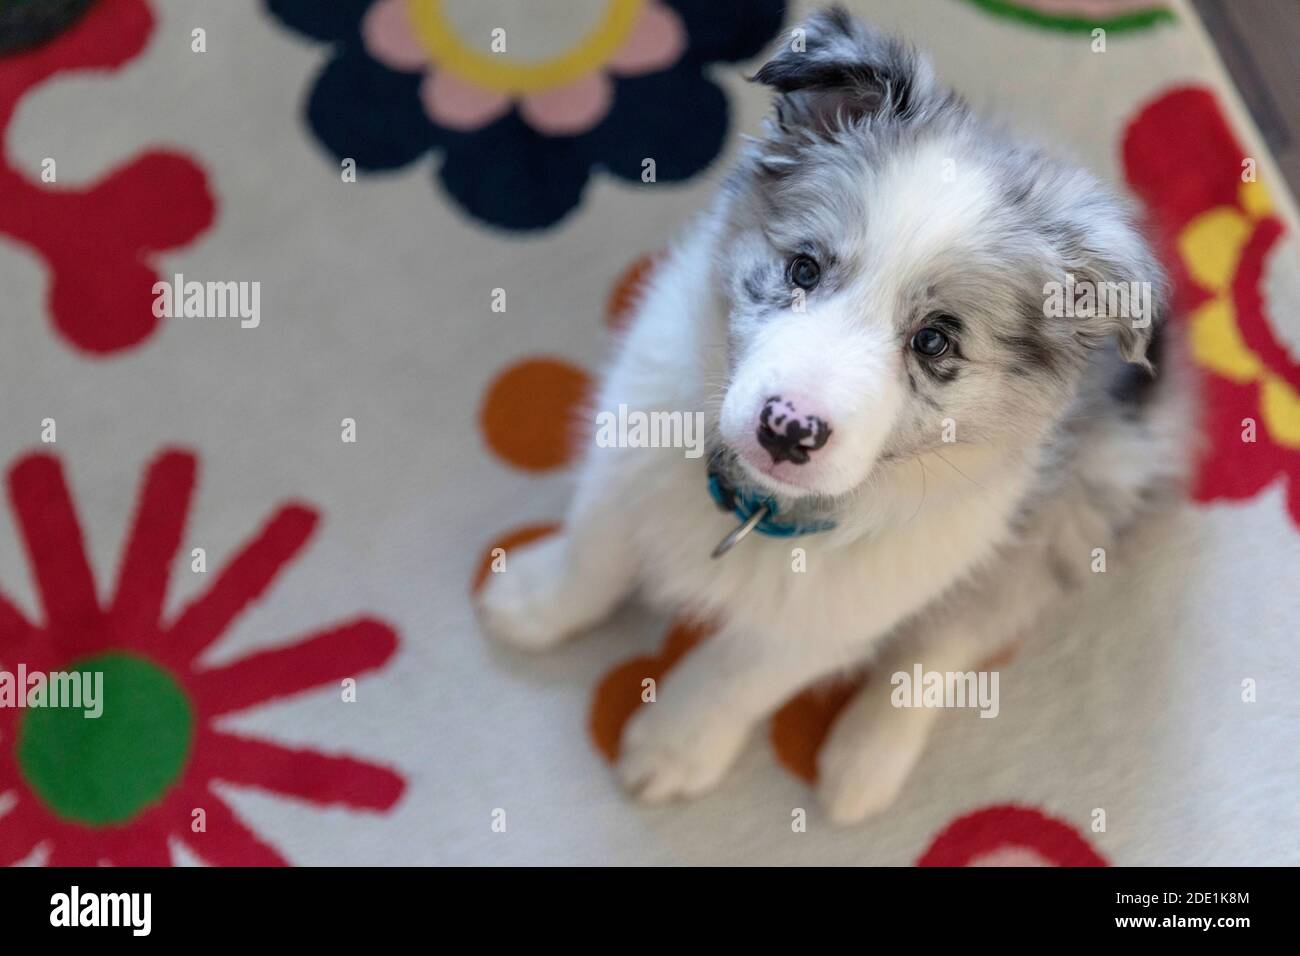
top-left (0, 0), bottom-right (1296, 865)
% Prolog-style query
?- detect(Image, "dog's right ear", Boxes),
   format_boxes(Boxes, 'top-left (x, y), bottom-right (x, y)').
top-left (752, 7), bottom-right (940, 136)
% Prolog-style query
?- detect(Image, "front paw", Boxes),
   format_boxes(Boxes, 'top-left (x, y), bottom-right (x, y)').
top-left (616, 701), bottom-right (750, 803)
top-left (815, 716), bottom-right (927, 825)
top-left (476, 534), bottom-right (581, 651)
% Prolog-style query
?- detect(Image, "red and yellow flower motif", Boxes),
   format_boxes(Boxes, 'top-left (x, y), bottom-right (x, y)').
top-left (1124, 87), bottom-right (1300, 527)
top-left (1183, 187), bottom-right (1300, 447)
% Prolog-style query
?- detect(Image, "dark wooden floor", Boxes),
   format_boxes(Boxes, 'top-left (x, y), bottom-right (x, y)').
top-left (1191, 0), bottom-right (1300, 194)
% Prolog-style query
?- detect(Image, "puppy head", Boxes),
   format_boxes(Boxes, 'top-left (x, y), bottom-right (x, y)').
top-left (712, 7), bottom-right (1165, 500)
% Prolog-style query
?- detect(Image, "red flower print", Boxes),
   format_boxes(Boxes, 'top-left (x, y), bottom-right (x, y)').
top-left (0, 450), bottom-right (403, 866)
top-left (1123, 87), bottom-right (1300, 527)
top-left (0, 0), bottom-right (215, 355)
top-left (918, 805), bottom-right (1107, 866)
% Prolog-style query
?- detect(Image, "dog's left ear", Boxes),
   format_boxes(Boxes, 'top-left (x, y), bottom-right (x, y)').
top-left (1058, 206), bottom-right (1169, 371)
top-left (752, 7), bottom-right (941, 135)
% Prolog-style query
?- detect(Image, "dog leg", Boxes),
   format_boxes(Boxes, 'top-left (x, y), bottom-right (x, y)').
top-left (618, 625), bottom-right (872, 801)
top-left (816, 633), bottom-right (986, 825)
top-left (477, 455), bottom-right (640, 651)
top-left (817, 522), bottom-right (1095, 823)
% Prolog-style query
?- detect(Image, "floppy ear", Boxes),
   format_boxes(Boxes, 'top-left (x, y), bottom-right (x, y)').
top-left (752, 6), bottom-right (941, 135)
top-left (1056, 203), bottom-right (1169, 370)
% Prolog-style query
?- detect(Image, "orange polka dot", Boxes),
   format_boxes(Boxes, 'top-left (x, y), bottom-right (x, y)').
top-left (588, 617), bottom-right (714, 762)
top-left (768, 675), bottom-right (867, 783)
top-left (604, 254), bottom-right (659, 331)
top-left (480, 357), bottom-right (592, 472)
top-left (471, 523), bottom-right (560, 595)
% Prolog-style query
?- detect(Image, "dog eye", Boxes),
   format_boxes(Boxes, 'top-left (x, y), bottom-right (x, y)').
top-left (788, 254), bottom-right (821, 290)
top-left (911, 326), bottom-right (950, 358)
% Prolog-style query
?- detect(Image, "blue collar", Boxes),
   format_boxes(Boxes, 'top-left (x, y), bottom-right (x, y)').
top-left (707, 469), bottom-right (837, 539)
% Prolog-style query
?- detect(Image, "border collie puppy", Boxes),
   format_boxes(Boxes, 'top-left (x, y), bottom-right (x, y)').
top-left (478, 7), bottom-right (1191, 822)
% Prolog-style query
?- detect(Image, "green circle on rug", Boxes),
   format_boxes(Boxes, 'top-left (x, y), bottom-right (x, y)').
top-left (16, 651), bottom-right (194, 826)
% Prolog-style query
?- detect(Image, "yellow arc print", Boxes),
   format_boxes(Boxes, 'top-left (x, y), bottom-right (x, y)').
top-left (406, 0), bottom-right (645, 95)
top-left (1181, 181), bottom-right (1300, 449)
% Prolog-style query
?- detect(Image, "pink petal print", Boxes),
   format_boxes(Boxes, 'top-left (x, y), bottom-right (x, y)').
top-left (421, 70), bottom-right (511, 131)
top-left (361, 0), bottom-right (430, 72)
top-left (608, 0), bottom-right (686, 76)
top-left (520, 72), bottom-right (612, 136)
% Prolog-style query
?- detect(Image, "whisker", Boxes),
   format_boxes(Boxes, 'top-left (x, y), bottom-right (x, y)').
top-left (904, 456), bottom-right (929, 525)
top-left (932, 447), bottom-right (990, 493)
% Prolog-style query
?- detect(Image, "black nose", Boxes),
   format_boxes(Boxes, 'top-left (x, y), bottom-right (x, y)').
top-left (756, 396), bottom-right (831, 465)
